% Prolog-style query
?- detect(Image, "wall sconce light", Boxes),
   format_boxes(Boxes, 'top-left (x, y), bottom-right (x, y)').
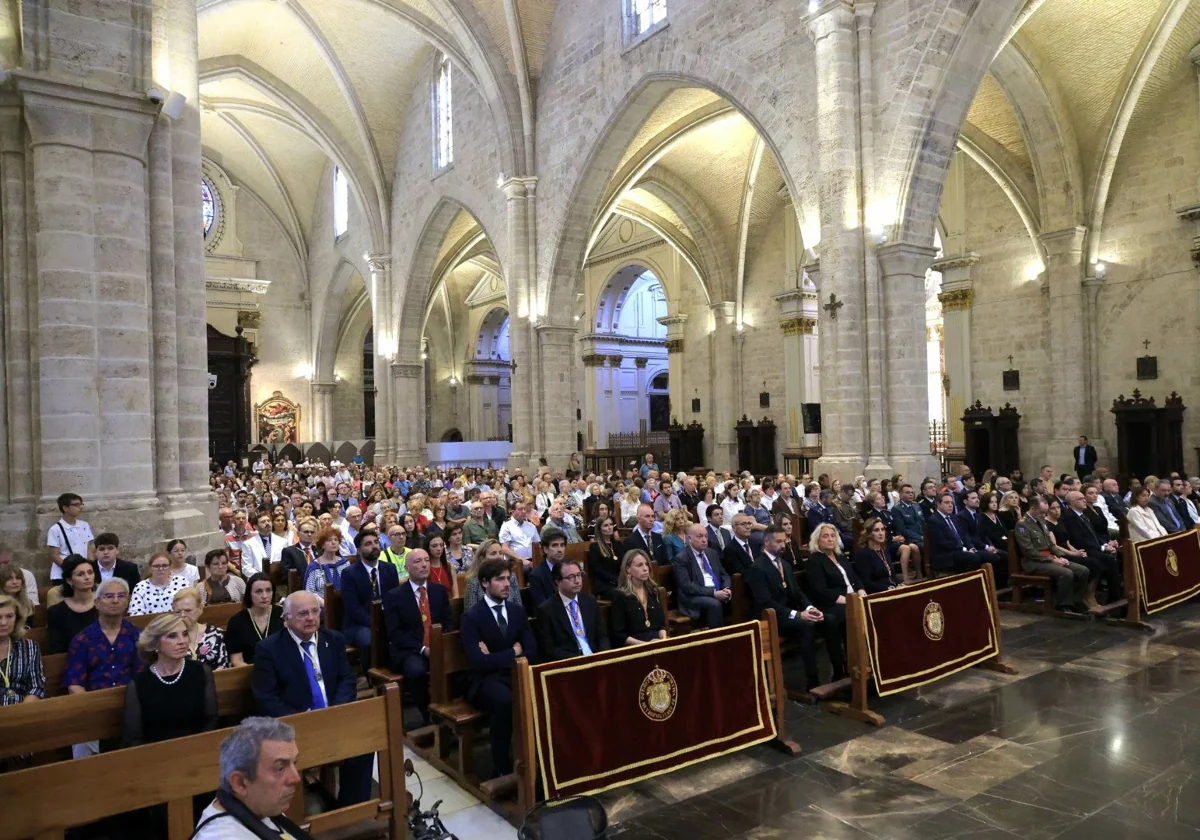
top-left (448, 375), bottom-right (459, 388)
top-left (1094, 262), bottom-right (1107, 278)
top-left (420, 351), bottom-right (428, 360)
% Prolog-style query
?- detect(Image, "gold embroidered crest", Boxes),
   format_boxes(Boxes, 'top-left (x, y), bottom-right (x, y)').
top-left (638, 667), bottom-right (678, 722)
top-left (923, 601), bottom-right (945, 641)
top-left (1166, 549), bottom-right (1180, 577)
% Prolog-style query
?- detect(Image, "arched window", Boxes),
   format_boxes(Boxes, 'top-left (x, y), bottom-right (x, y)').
top-left (201, 177), bottom-right (217, 237)
top-left (333, 167), bottom-right (349, 238)
top-left (433, 54), bottom-right (453, 171)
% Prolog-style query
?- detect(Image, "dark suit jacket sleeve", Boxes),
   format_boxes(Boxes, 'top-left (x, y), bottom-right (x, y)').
top-left (384, 589), bottom-right (421, 660)
top-left (806, 554), bottom-right (846, 608)
top-left (342, 567), bottom-right (370, 630)
top-left (535, 600), bottom-right (575, 662)
top-left (589, 598), bottom-right (611, 652)
top-left (956, 513), bottom-right (985, 551)
top-left (461, 607), bottom-right (516, 673)
top-left (745, 565), bottom-right (785, 618)
top-left (251, 638), bottom-right (294, 718)
top-left (117, 561), bottom-right (141, 594)
top-left (529, 567), bottom-right (554, 611)
top-left (927, 517), bottom-right (958, 556)
top-left (716, 552), bottom-right (731, 590)
top-left (518, 609), bottom-right (537, 663)
top-left (329, 634), bottom-right (357, 706)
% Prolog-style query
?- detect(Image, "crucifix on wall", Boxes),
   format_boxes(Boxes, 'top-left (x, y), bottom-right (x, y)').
top-left (823, 293), bottom-right (844, 320)
top-left (1003, 355), bottom-right (1020, 391)
top-left (1138, 339), bottom-right (1158, 380)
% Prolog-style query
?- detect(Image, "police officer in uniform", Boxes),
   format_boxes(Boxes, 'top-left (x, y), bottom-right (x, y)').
top-left (1014, 495), bottom-right (1089, 614)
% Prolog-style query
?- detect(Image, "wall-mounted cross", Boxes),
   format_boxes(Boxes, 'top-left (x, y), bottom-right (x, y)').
top-left (1007, 355), bottom-right (1014, 367)
top-left (1143, 340), bottom-right (1152, 352)
top-left (823, 293), bottom-right (844, 320)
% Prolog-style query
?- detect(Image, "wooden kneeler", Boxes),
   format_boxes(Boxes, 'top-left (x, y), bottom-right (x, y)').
top-left (823, 564), bottom-right (1016, 727)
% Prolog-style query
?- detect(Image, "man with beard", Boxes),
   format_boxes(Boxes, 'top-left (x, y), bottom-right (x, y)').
top-left (340, 530), bottom-right (399, 670)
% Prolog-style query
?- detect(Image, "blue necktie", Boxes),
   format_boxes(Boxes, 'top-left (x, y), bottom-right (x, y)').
top-left (944, 515), bottom-right (962, 547)
top-left (568, 600), bottom-right (593, 655)
top-left (302, 641), bottom-right (326, 710)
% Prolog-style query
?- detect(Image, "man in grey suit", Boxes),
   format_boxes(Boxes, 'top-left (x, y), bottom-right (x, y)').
top-left (1149, 479), bottom-right (1187, 534)
top-left (671, 524), bottom-right (732, 628)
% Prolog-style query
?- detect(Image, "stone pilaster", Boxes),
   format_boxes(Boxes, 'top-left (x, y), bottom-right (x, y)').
top-left (390, 363), bottom-right (424, 464)
top-left (777, 290), bottom-right (819, 451)
top-left (808, 1), bottom-right (869, 480)
top-left (658, 313), bottom-right (688, 424)
top-left (877, 242), bottom-right (941, 482)
top-left (1041, 227), bottom-right (1091, 471)
top-left (635, 357), bottom-right (649, 433)
top-left (580, 349), bottom-right (603, 448)
top-left (536, 324), bottom-right (578, 468)
top-left (367, 254), bottom-right (393, 460)
top-left (312, 382), bottom-right (336, 441)
top-left (501, 176), bottom-right (538, 469)
top-left (709, 302), bottom-right (738, 471)
top-left (934, 253), bottom-right (979, 448)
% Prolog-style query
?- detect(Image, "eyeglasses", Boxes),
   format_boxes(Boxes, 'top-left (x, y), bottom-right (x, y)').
top-left (99, 592), bottom-right (128, 601)
top-left (150, 564), bottom-right (170, 571)
top-left (562, 573), bottom-right (583, 581)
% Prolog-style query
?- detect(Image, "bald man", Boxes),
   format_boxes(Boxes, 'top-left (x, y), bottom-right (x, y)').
top-left (671, 524), bottom-right (731, 628)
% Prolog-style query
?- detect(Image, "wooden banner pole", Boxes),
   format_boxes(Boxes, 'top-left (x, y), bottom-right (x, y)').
top-left (821, 593), bottom-right (885, 726)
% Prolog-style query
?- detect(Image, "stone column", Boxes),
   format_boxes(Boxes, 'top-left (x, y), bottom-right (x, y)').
top-left (391, 363), bottom-right (424, 464)
top-left (311, 382), bottom-right (336, 440)
top-left (581, 352), bottom-right (604, 447)
top-left (21, 81), bottom-right (161, 544)
top-left (935, 255), bottom-right (979, 448)
top-left (537, 325), bottom-right (578, 467)
top-left (808, 0), bottom-right (869, 480)
top-left (606, 355), bottom-right (624, 443)
top-left (501, 176), bottom-right (538, 469)
top-left (709, 302), bottom-right (738, 471)
top-left (1041, 227), bottom-right (1090, 470)
top-left (367, 255), bottom-right (393, 460)
top-left (466, 374), bottom-right (484, 440)
top-left (148, 116), bottom-right (182, 497)
top-left (876, 242), bottom-right (942, 481)
top-left (777, 295), bottom-right (817, 453)
top-left (482, 376), bottom-right (500, 440)
top-left (659, 314), bottom-right (688, 422)
top-left (635, 357), bottom-right (649, 433)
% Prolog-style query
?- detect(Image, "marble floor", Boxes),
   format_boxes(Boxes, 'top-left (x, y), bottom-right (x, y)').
top-left (590, 604), bottom-right (1200, 840)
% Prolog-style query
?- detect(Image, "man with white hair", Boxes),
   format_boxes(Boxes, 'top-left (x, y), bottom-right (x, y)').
top-left (193, 717), bottom-right (312, 839)
top-left (250, 591), bottom-right (371, 807)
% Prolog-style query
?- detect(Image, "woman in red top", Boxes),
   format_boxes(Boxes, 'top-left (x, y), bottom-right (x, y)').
top-left (423, 533), bottom-right (460, 598)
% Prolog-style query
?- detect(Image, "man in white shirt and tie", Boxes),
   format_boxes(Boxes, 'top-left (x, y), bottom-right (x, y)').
top-left (706, 506), bottom-right (730, 551)
top-left (241, 513), bottom-right (277, 576)
top-left (498, 501), bottom-right (541, 569)
top-left (535, 560), bottom-right (611, 661)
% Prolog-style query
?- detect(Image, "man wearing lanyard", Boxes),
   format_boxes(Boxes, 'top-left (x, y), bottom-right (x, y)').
top-left (535, 560), bottom-right (611, 661)
top-left (251, 591), bottom-right (371, 807)
top-left (340, 530), bottom-right (399, 671)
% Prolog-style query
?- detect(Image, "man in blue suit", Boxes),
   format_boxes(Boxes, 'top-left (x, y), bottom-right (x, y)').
top-left (527, 527), bottom-right (566, 610)
top-left (251, 590), bottom-right (371, 806)
top-left (340, 529), bottom-right (400, 671)
top-left (673, 524), bottom-right (732, 628)
top-left (927, 492), bottom-right (984, 574)
top-left (382, 548), bottom-right (452, 724)
top-left (459, 557), bottom-right (537, 777)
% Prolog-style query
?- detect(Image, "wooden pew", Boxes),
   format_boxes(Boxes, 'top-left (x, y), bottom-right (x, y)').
top-left (426, 624), bottom-right (484, 787)
top-left (0, 683), bottom-right (407, 840)
top-left (26, 602), bottom-right (243, 649)
top-left (0, 665), bottom-right (256, 764)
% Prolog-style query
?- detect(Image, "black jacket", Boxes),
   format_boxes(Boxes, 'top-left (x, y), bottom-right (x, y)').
top-left (535, 593), bottom-right (611, 662)
top-left (806, 552), bottom-right (865, 611)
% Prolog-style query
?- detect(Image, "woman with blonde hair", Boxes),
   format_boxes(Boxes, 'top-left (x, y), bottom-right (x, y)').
top-left (464, 539), bottom-right (522, 610)
top-left (0, 593), bottom-right (44, 707)
top-left (0, 567), bottom-right (33, 629)
top-left (172, 586), bottom-right (229, 669)
top-left (998, 491), bottom-right (1023, 532)
top-left (124, 612), bottom-right (217, 747)
top-left (610, 549), bottom-right (667, 646)
top-left (620, 485), bottom-right (641, 526)
top-left (662, 507), bottom-right (690, 559)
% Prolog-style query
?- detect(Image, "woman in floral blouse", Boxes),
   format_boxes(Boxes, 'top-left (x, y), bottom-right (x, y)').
top-left (171, 586), bottom-right (229, 669)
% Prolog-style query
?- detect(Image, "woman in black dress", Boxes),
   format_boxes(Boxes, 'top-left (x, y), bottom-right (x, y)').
top-left (806, 522), bottom-right (867, 624)
top-left (610, 549), bottom-right (668, 646)
top-left (224, 573), bottom-right (283, 667)
top-left (45, 555), bottom-right (99, 654)
top-left (980, 492), bottom-right (1011, 568)
top-left (852, 517), bottom-right (900, 594)
top-left (124, 612), bottom-right (217, 745)
top-left (588, 516), bottom-right (621, 600)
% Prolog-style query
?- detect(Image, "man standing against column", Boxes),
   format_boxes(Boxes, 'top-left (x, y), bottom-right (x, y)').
top-left (1073, 436), bottom-right (1097, 481)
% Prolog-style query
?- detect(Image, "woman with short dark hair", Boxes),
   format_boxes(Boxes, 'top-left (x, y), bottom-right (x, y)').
top-left (46, 555), bottom-right (99, 654)
top-left (225, 573), bottom-right (283, 667)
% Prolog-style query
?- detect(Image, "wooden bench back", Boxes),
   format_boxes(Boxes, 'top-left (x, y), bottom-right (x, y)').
top-left (288, 568), bottom-right (303, 594)
top-left (428, 623), bottom-right (472, 705)
top-left (0, 665), bottom-right (255, 762)
top-left (324, 583), bottom-right (345, 631)
top-left (0, 684), bottom-right (407, 840)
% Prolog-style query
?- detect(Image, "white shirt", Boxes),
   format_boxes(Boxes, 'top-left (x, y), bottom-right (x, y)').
top-left (129, 575), bottom-right (189, 616)
top-left (693, 550), bottom-right (715, 588)
top-left (46, 518), bottom-right (94, 580)
top-left (288, 628), bottom-right (329, 709)
top-left (193, 802), bottom-right (298, 840)
top-left (499, 518), bottom-right (540, 559)
top-left (1093, 495), bottom-right (1118, 532)
top-left (483, 593), bottom-right (508, 628)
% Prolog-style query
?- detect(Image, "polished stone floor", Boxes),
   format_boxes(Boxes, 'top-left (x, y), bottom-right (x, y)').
top-left (598, 604), bottom-right (1200, 840)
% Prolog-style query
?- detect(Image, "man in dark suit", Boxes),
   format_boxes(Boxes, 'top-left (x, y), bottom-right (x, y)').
top-left (672, 524), bottom-right (731, 628)
top-left (341, 530), bottom-right (400, 671)
top-left (1062, 491), bottom-right (1121, 602)
top-left (723, 513), bottom-right (756, 575)
top-left (459, 557), bottom-right (537, 777)
top-left (251, 590), bottom-right (371, 806)
top-left (1171, 477), bottom-right (1198, 527)
top-left (705, 506), bottom-right (730, 553)
top-left (807, 490), bottom-right (840, 540)
top-left (280, 518), bottom-right (317, 579)
top-left (93, 532), bottom-right (142, 594)
top-left (1073, 436), bottom-right (1098, 480)
top-left (382, 546), bottom-right (452, 724)
top-left (528, 527), bottom-right (566, 609)
top-left (927, 493), bottom-right (983, 574)
top-left (745, 526), bottom-right (842, 690)
top-left (918, 480), bottom-right (940, 519)
top-left (957, 490), bottom-right (1001, 558)
top-left (1149, 479), bottom-right (1187, 533)
top-left (535, 560), bottom-right (610, 661)
top-left (1100, 478), bottom-right (1128, 518)
top-left (623, 503), bottom-right (666, 564)
top-left (771, 482), bottom-right (799, 517)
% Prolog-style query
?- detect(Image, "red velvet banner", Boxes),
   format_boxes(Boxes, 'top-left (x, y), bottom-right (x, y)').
top-left (1132, 528), bottom-right (1200, 614)
top-left (862, 570), bottom-right (999, 697)
top-left (526, 621), bottom-right (776, 799)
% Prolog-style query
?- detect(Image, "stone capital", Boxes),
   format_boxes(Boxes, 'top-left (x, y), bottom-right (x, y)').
top-left (876, 242), bottom-right (940, 279)
top-left (16, 75), bottom-right (158, 162)
top-left (581, 353), bottom-right (605, 368)
top-left (937, 289), bottom-right (974, 311)
top-left (390, 362), bottom-right (422, 379)
top-left (931, 253), bottom-right (980, 273)
top-left (606, 354), bottom-right (624, 366)
top-left (366, 254), bottom-right (391, 274)
top-left (312, 381), bottom-right (336, 395)
top-left (500, 175), bottom-right (538, 200)
top-left (806, 0), bottom-right (856, 40)
top-left (665, 338), bottom-right (684, 354)
top-left (1039, 226), bottom-right (1088, 259)
top-left (709, 301), bottom-right (736, 325)
top-left (780, 316), bottom-right (817, 335)
top-left (634, 357), bottom-right (649, 368)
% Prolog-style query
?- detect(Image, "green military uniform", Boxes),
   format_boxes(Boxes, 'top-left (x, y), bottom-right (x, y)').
top-left (833, 498), bottom-right (859, 539)
top-left (463, 517), bottom-right (498, 545)
top-left (1013, 513), bottom-right (1088, 609)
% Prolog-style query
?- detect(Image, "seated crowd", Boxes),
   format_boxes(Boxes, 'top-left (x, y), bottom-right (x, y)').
top-left (1, 456), bottom-right (1196, 827)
